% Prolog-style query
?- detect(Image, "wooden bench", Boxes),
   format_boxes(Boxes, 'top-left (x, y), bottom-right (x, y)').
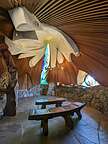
top-left (28, 102), bottom-right (86, 136)
top-left (35, 97), bottom-right (66, 109)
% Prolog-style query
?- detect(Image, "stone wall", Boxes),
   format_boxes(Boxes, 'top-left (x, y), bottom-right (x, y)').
top-left (55, 85), bottom-right (108, 113)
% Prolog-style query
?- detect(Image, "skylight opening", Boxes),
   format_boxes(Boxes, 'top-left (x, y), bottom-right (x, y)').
top-left (82, 75), bottom-right (99, 87)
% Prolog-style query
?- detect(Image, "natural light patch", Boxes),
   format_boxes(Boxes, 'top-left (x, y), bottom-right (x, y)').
top-left (40, 43), bottom-right (50, 85)
top-left (77, 70), bottom-right (87, 85)
top-left (82, 75), bottom-right (99, 87)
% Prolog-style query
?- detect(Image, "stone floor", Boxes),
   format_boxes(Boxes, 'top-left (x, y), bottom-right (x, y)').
top-left (0, 97), bottom-right (108, 144)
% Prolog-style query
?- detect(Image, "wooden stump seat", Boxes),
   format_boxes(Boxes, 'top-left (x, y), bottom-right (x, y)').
top-left (28, 102), bottom-right (86, 136)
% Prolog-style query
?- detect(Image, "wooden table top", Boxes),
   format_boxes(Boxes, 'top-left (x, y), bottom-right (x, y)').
top-left (35, 96), bottom-right (66, 105)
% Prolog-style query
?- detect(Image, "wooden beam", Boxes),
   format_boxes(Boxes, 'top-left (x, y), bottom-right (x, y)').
top-left (0, 7), bottom-right (10, 20)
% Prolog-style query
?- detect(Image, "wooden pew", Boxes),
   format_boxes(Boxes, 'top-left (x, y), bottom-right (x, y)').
top-left (28, 102), bottom-right (86, 136)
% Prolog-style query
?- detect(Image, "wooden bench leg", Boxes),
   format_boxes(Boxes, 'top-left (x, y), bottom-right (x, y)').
top-left (42, 119), bottom-right (48, 136)
top-left (63, 114), bottom-right (73, 129)
top-left (76, 110), bottom-right (82, 120)
top-left (41, 104), bottom-right (46, 109)
top-left (41, 120), bottom-right (43, 128)
top-left (56, 103), bottom-right (61, 107)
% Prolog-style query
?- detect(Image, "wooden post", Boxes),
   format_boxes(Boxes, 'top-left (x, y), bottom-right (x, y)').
top-left (4, 88), bottom-right (16, 116)
top-left (0, 35), bottom-right (17, 116)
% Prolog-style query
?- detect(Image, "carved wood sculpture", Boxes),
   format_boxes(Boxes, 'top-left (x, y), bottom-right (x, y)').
top-left (0, 34), bottom-right (17, 116)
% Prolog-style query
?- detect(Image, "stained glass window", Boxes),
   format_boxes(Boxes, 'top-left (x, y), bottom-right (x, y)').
top-left (40, 43), bottom-right (50, 85)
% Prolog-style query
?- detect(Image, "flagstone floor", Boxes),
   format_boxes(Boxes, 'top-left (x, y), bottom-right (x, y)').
top-left (0, 97), bottom-right (108, 144)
